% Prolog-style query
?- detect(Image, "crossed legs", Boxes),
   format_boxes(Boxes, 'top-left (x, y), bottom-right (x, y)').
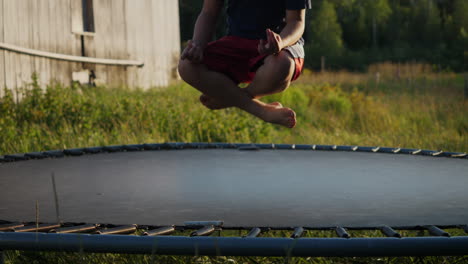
top-left (178, 51), bottom-right (297, 128)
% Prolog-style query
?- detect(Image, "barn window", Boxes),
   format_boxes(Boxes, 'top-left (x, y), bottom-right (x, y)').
top-left (82, 0), bottom-right (95, 32)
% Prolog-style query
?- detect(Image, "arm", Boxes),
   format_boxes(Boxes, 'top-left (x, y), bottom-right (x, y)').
top-left (258, 9), bottom-right (306, 55)
top-left (280, 9), bottom-right (306, 48)
top-left (181, 0), bottom-right (224, 62)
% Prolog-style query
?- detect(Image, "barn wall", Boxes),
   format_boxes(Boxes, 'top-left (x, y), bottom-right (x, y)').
top-left (0, 0), bottom-right (79, 92)
top-left (91, 0), bottom-right (181, 89)
top-left (0, 0), bottom-right (4, 97)
top-left (0, 0), bottom-right (180, 91)
top-left (153, 0), bottom-right (181, 87)
top-left (124, 0), bottom-right (181, 89)
top-left (92, 0), bottom-right (129, 87)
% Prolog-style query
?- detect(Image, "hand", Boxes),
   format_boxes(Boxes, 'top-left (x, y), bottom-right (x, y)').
top-left (181, 40), bottom-right (205, 63)
top-left (258, 29), bottom-right (283, 55)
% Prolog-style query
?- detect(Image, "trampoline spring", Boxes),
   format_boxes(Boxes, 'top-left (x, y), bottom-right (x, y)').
top-left (313, 145), bottom-right (334, 151)
top-left (14, 223), bottom-right (60, 233)
top-left (49, 224), bottom-right (97, 234)
top-left (97, 225), bottom-right (137, 235)
top-left (426, 225), bottom-right (450, 237)
top-left (335, 227), bottom-right (350, 238)
top-left (333, 145), bottom-right (348, 151)
top-left (449, 152), bottom-right (467, 158)
top-left (411, 149), bottom-right (422, 155)
top-left (356, 146), bottom-right (375, 152)
top-left (243, 227), bottom-right (262, 238)
top-left (190, 225), bottom-right (216, 237)
top-left (143, 226), bottom-right (175, 236)
top-left (294, 144), bottom-right (313, 150)
top-left (274, 144), bottom-right (293, 150)
top-left (291, 227), bottom-right (304, 238)
top-left (378, 147), bottom-right (400, 154)
top-left (380, 226), bottom-right (401, 238)
top-left (0, 223), bottom-right (24, 232)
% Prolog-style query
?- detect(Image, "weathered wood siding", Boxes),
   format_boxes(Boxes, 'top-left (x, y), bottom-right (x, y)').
top-left (0, 0), bottom-right (180, 91)
top-left (1, 0), bottom-right (77, 91)
top-left (123, 0), bottom-right (180, 88)
top-left (0, 0), bottom-right (4, 97)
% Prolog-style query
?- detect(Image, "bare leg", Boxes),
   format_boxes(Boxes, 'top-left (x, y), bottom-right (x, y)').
top-left (178, 59), bottom-right (296, 128)
top-left (246, 51), bottom-right (295, 98)
top-left (200, 51), bottom-right (295, 109)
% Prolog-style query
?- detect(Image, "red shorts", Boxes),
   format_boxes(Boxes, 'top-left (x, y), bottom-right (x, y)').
top-left (202, 36), bottom-right (304, 84)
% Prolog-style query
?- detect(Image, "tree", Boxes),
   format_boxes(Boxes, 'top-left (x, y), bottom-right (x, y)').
top-left (332, 1), bottom-right (368, 50)
top-left (179, 0), bottom-right (203, 42)
top-left (306, 0), bottom-right (344, 69)
top-left (408, 0), bottom-right (442, 48)
top-left (452, 0), bottom-right (468, 35)
top-left (360, 0), bottom-right (392, 48)
top-left (333, 0), bottom-right (392, 49)
top-left (449, 0), bottom-right (468, 70)
top-left (178, 0), bottom-right (226, 42)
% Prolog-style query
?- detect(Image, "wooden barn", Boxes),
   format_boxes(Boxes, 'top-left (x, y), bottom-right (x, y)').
top-left (0, 0), bottom-right (180, 94)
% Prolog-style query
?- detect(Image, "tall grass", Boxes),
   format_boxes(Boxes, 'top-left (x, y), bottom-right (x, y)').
top-left (0, 67), bottom-right (466, 155)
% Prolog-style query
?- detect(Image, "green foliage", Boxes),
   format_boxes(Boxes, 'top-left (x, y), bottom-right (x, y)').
top-left (178, 0), bottom-right (226, 43)
top-left (178, 0), bottom-right (467, 71)
top-left (1, 72), bottom-right (466, 155)
top-left (319, 90), bottom-right (352, 116)
top-left (452, 0), bottom-right (468, 36)
top-left (305, 0), bottom-right (344, 69)
top-left (309, 0), bottom-right (344, 52)
top-left (408, 0), bottom-right (442, 47)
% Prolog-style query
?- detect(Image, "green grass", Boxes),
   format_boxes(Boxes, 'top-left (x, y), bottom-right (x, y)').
top-left (1, 71), bottom-right (467, 263)
top-left (0, 72), bottom-right (466, 155)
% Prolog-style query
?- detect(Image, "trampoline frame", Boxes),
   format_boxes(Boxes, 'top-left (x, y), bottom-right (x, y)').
top-left (1, 142), bottom-right (467, 257)
top-left (1, 232), bottom-right (468, 257)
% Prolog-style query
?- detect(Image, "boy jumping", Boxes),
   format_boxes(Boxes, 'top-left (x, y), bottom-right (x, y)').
top-left (178, 0), bottom-right (311, 128)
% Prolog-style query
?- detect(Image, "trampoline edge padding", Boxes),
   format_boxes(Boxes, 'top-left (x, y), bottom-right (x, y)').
top-left (1, 142), bottom-right (467, 162)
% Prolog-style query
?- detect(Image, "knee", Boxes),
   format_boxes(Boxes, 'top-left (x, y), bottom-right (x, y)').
top-left (178, 59), bottom-right (196, 84)
top-left (265, 52), bottom-right (295, 82)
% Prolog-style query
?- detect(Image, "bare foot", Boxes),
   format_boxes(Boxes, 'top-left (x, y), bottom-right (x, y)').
top-left (267, 102), bottom-right (283, 108)
top-left (200, 94), bottom-right (283, 110)
top-left (199, 94), bottom-right (231, 110)
top-left (261, 105), bottom-right (296, 128)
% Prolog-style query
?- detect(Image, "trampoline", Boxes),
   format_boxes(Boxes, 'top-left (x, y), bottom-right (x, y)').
top-left (1, 142), bottom-right (467, 257)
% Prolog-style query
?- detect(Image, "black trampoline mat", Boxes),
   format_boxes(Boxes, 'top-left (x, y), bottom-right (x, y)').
top-left (1, 149), bottom-right (467, 227)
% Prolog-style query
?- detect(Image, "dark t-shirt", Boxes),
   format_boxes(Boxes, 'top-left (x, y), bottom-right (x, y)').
top-left (226, 0), bottom-right (312, 40)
